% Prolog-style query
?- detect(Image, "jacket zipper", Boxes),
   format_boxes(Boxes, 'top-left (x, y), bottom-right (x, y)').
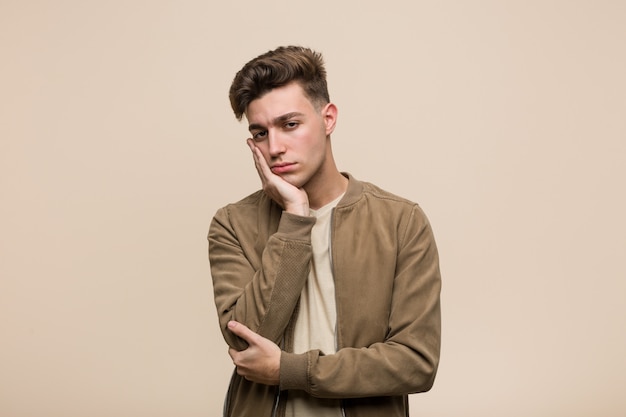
top-left (331, 209), bottom-right (347, 417)
top-left (271, 387), bottom-right (280, 417)
top-left (271, 335), bottom-right (288, 417)
top-left (272, 208), bottom-right (346, 417)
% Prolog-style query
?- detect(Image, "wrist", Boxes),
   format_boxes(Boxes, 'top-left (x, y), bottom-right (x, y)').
top-left (284, 201), bottom-right (309, 216)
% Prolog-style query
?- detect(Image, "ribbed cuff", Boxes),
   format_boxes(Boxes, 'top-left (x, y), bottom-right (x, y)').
top-left (275, 212), bottom-right (316, 242)
top-left (279, 351), bottom-right (309, 391)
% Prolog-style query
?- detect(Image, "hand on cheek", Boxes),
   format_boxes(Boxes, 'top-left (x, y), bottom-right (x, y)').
top-left (246, 139), bottom-right (309, 216)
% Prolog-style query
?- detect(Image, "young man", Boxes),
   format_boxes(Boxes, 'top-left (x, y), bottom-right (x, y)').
top-left (208, 46), bottom-right (441, 417)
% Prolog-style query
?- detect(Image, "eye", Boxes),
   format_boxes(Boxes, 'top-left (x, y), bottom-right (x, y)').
top-left (284, 121), bottom-right (299, 129)
top-left (252, 130), bottom-right (267, 141)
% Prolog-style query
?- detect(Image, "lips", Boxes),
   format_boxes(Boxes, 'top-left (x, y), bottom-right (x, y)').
top-left (271, 162), bottom-right (296, 174)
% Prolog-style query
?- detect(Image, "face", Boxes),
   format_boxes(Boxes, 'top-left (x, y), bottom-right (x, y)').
top-left (245, 82), bottom-right (337, 190)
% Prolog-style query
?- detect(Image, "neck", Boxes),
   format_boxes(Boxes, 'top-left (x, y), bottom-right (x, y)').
top-left (305, 168), bottom-right (348, 210)
top-left (302, 139), bottom-right (348, 210)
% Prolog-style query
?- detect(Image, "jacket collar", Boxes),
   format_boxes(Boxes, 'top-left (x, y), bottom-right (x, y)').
top-left (337, 172), bottom-right (364, 208)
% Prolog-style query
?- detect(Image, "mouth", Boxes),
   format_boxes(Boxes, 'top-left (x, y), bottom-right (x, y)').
top-left (271, 162), bottom-right (296, 174)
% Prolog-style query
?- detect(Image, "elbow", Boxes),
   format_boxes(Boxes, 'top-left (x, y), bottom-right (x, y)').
top-left (419, 367), bottom-right (438, 393)
top-left (409, 352), bottom-right (439, 394)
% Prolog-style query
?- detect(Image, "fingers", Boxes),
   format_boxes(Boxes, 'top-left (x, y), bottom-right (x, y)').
top-left (246, 139), bottom-right (263, 180)
top-left (245, 139), bottom-right (309, 215)
top-left (246, 138), bottom-right (258, 165)
top-left (228, 320), bottom-right (258, 345)
top-left (245, 140), bottom-right (283, 202)
top-left (247, 139), bottom-right (274, 182)
top-left (226, 323), bottom-right (282, 386)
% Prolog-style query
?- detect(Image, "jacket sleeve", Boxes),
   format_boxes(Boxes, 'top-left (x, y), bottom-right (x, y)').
top-left (279, 205), bottom-right (442, 398)
top-left (208, 206), bottom-right (316, 351)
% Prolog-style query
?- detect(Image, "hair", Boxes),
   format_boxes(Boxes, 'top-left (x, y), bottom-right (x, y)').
top-left (229, 45), bottom-right (330, 121)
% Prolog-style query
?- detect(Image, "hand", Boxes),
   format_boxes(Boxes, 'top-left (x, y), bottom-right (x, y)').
top-left (227, 321), bottom-right (281, 386)
top-left (246, 139), bottom-right (309, 216)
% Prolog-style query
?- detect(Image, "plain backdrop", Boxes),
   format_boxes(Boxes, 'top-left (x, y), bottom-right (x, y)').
top-left (1, 1), bottom-right (625, 416)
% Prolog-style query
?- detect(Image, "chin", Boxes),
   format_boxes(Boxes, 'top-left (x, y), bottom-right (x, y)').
top-left (280, 173), bottom-right (307, 188)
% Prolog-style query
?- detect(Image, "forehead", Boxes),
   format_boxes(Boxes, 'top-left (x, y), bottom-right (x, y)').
top-left (245, 82), bottom-right (315, 123)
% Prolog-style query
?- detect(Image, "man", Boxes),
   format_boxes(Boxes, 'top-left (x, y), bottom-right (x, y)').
top-left (208, 45), bottom-right (441, 417)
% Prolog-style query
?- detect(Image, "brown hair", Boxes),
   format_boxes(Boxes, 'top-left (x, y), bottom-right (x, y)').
top-left (229, 45), bottom-right (330, 120)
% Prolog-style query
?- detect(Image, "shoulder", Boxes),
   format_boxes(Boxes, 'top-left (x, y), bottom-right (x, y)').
top-left (227, 189), bottom-right (266, 207)
top-left (361, 181), bottom-right (416, 205)
top-left (211, 189), bottom-right (286, 236)
top-left (342, 173), bottom-right (421, 211)
top-left (210, 189), bottom-right (274, 229)
top-left (340, 174), bottom-right (432, 231)
top-left (214, 189), bottom-right (267, 216)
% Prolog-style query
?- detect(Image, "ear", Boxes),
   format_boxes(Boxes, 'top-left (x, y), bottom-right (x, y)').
top-left (322, 103), bottom-right (338, 136)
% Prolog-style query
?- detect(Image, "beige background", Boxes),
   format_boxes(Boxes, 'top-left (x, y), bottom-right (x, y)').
top-left (1, 1), bottom-right (625, 416)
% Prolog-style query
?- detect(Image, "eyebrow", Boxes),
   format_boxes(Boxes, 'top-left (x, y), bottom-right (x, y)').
top-left (248, 112), bottom-right (305, 132)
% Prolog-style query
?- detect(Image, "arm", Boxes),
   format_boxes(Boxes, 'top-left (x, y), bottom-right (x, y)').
top-left (227, 320), bottom-right (281, 385)
top-left (280, 205), bottom-right (442, 398)
top-left (209, 207), bottom-right (315, 351)
top-left (218, 205), bottom-right (442, 395)
top-left (208, 139), bottom-right (314, 351)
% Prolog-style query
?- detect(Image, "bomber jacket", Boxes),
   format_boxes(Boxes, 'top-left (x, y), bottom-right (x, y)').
top-left (208, 173), bottom-right (442, 417)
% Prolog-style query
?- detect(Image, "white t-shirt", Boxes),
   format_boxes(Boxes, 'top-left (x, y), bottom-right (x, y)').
top-left (285, 194), bottom-right (344, 417)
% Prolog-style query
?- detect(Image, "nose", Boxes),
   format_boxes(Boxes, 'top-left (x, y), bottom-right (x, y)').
top-left (267, 130), bottom-right (286, 157)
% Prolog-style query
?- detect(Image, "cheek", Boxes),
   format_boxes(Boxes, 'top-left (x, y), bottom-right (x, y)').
top-left (297, 128), bottom-right (326, 152)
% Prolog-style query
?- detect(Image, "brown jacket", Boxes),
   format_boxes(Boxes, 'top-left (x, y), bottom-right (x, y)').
top-left (208, 174), bottom-right (442, 417)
